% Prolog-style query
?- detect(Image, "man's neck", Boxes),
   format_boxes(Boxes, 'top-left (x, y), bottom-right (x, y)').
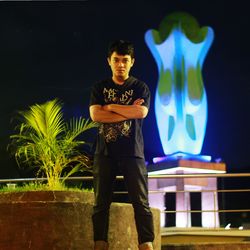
top-left (112, 76), bottom-right (129, 85)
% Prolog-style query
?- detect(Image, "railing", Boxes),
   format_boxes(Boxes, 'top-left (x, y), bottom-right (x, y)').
top-left (146, 173), bottom-right (250, 229)
top-left (0, 173), bottom-right (250, 229)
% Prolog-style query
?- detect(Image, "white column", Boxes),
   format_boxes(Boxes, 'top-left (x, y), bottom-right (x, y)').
top-left (148, 178), bottom-right (166, 227)
top-left (201, 177), bottom-right (220, 227)
top-left (175, 178), bottom-right (191, 227)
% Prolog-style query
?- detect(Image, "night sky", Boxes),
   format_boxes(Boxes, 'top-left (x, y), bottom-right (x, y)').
top-left (0, 0), bottom-right (250, 180)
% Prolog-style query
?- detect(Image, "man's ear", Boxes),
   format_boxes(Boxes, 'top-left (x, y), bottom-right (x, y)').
top-left (131, 58), bottom-right (135, 67)
top-left (107, 57), bottom-right (111, 66)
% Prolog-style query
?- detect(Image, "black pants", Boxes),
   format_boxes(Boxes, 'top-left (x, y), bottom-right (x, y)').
top-left (92, 155), bottom-right (154, 244)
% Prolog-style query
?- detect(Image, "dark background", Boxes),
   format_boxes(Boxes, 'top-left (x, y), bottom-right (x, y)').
top-left (0, 0), bottom-right (249, 226)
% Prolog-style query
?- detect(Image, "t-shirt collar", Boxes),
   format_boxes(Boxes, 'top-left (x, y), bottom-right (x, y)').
top-left (111, 76), bottom-right (133, 87)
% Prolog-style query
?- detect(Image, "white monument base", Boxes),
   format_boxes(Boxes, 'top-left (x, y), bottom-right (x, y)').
top-left (148, 159), bottom-right (226, 228)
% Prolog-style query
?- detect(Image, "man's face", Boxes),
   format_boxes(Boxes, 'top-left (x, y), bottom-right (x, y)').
top-left (107, 52), bottom-right (135, 81)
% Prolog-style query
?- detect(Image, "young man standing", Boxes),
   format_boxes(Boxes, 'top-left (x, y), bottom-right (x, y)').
top-left (89, 40), bottom-right (154, 250)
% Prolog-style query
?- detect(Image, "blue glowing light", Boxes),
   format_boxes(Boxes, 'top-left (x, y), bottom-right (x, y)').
top-left (153, 153), bottom-right (212, 164)
top-left (145, 13), bottom-right (214, 156)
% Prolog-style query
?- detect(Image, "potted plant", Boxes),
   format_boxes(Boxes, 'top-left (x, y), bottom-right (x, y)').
top-left (8, 98), bottom-right (98, 189)
top-left (0, 98), bottom-right (99, 249)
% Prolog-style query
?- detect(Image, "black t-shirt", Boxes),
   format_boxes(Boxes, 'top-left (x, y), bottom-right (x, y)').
top-left (89, 76), bottom-right (150, 159)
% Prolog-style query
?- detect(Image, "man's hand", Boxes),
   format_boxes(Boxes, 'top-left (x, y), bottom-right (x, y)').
top-left (89, 105), bottom-right (127, 123)
top-left (95, 98), bottom-right (147, 121)
top-left (102, 104), bottom-right (112, 112)
top-left (133, 98), bottom-right (144, 105)
top-left (103, 98), bottom-right (144, 111)
top-left (102, 99), bottom-right (148, 119)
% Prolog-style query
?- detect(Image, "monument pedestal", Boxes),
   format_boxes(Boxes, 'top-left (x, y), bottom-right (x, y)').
top-left (147, 159), bottom-right (226, 228)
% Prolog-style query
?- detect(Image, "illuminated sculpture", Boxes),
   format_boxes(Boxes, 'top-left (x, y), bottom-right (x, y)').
top-left (145, 13), bottom-right (226, 228)
top-left (145, 12), bottom-right (214, 158)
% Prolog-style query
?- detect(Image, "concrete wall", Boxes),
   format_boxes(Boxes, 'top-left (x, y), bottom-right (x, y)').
top-left (0, 191), bottom-right (161, 249)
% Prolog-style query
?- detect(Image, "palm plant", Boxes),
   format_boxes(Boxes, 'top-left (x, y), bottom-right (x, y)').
top-left (9, 98), bottom-right (98, 189)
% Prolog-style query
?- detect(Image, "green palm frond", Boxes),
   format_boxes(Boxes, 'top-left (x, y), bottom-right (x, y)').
top-left (44, 99), bottom-right (65, 138)
top-left (9, 98), bottom-right (96, 190)
top-left (19, 98), bottom-right (64, 139)
top-left (65, 117), bottom-right (98, 142)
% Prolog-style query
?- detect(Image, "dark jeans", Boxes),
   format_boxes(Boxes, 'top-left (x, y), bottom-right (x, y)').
top-left (92, 155), bottom-right (154, 244)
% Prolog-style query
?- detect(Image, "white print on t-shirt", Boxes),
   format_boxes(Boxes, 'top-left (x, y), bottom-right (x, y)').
top-left (100, 88), bottom-right (134, 142)
top-left (103, 88), bottom-right (134, 105)
top-left (99, 120), bottom-right (132, 143)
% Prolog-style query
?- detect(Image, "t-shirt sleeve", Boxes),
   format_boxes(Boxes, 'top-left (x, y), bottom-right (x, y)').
top-left (140, 83), bottom-right (151, 109)
top-left (89, 82), bottom-right (104, 106)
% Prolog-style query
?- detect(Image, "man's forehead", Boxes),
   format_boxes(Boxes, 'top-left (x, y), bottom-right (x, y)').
top-left (111, 52), bottom-right (131, 58)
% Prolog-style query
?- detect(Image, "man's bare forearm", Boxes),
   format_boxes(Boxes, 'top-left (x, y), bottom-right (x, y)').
top-left (89, 105), bottom-right (128, 123)
top-left (104, 104), bottom-right (148, 119)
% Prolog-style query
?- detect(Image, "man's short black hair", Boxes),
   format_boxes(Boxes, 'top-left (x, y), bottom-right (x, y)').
top-left (107, 40), bottom-right (135, 59)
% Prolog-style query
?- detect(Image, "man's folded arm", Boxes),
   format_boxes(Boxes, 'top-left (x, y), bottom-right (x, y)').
top-left (89, 105), bottom-right (128, 123)
top-left (103, 103), bottom-right (148, 119)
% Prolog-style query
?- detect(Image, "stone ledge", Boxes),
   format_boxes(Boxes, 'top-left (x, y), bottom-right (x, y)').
top-left (109, 203), bottom-right (161, 250)
top-left (0, 191), bottom-right (161, 250)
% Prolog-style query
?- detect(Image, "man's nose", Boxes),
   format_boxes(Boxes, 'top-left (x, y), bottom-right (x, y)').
top-left (118, 61), bottom-right (124, 67)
